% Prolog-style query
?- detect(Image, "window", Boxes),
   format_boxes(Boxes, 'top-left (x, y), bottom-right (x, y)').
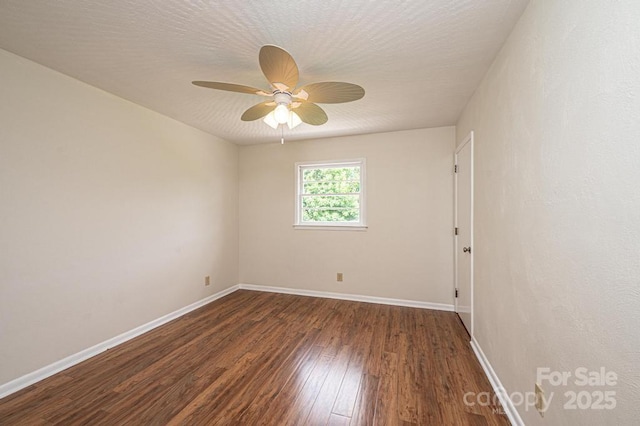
top-left (295, 159), bottom-right (366, 229)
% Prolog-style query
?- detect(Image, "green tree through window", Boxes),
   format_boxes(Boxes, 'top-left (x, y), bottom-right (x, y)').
top-left (296, 160), bottom-right (365, 226)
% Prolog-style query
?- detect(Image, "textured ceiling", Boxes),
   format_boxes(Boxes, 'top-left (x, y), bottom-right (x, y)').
top-left (0, 0), bottom-right (528, 145)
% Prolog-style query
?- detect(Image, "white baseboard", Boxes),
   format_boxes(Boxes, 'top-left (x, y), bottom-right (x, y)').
top-left (238, 283), bottom-right (454, 312)
top-left (0, 284), bottom-right (240, 399)
top-left (470, 337), bottom-right (524, 426)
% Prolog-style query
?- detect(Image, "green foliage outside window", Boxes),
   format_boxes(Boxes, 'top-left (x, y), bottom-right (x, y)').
top-left (302, 166), bottom-right (361, 222)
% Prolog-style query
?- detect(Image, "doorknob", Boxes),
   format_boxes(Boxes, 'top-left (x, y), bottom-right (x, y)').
top-left (463, 247), bottom-right (471, 253)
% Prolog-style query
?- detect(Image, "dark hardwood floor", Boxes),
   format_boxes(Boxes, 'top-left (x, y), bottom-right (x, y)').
top-left (0, 290), bottom-right (508, 425)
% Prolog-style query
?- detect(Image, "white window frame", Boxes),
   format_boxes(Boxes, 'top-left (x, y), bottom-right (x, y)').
top-left (294, 158), bottom-right (367, 231)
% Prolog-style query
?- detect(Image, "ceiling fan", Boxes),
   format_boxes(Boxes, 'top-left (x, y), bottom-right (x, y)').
top-left (192, 45), bottom-right (365, 130)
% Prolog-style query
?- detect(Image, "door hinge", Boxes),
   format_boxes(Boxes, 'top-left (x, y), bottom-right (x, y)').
top-left (454, 164), bottom-right (458, 173)
top-left (454, 227), bottom-right (458, 235)
top-left (455, 288), bottom-right (459, 298)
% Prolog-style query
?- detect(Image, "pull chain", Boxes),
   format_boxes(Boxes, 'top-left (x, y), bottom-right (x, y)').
top-left (280, 125), bottom-right (285, 144)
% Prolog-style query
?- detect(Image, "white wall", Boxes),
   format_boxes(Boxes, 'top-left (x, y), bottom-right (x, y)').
top-left (0, 49), bottom-right (239, 386)
top-left (239, 127), bottom-right (455, 305)
top-left (456, 1), bottom-right (640, 424)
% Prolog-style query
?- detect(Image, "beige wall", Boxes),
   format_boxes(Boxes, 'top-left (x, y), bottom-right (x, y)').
top-left (0, 49), bottom-right (239, 385)
top-left (456, 1), bottom-right (640, 424)
top-left (239, 127), bottom-right (455, 304)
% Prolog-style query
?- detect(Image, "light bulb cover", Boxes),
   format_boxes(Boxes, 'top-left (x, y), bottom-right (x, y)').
top-left (263, 111), bottom-right (279, 129)
top-left (273, 104), bottom-right (289, 124)
top-left (287, 111), bottom-right (302, 129)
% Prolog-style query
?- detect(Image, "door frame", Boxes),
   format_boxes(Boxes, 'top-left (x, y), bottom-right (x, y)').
top-left (454, 131), bottom-right (474, 337)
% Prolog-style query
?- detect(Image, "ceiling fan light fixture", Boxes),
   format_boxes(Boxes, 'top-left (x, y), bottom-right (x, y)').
top-left (263, 109), bottom-right (302, 130)
top-left (273, 103), bottom-right (290, 124)
top-left (263, 111), bottom-right (279, 129)
top-left (287, 111), bottom-right (302, 129)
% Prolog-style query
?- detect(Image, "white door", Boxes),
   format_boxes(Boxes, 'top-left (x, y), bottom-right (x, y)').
top-left (455, 132), bottom-right (473, 336)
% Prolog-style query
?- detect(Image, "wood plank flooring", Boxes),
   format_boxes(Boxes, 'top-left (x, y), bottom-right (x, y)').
top-left (0, 290), bottom-right (509, 425)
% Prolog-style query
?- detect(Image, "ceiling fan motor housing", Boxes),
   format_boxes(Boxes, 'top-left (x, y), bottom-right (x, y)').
top-left (273, 91), bottom-right (292, 106)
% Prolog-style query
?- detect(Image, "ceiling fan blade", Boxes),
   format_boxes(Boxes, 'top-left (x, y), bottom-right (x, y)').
top-left (293, 102), bottom-right (328, 126)
top-left (192, 81), bottom-right (268, 95)
top-left (241, 102), bottom-right (277, 121)
top-left (295, 82), bottom-right (365, 103)
top-left (259, 45), bottom-right (299, 91)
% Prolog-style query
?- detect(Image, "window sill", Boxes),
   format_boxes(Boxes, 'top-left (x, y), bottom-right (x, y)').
top-left (293, 224), bottom-right (368, 231)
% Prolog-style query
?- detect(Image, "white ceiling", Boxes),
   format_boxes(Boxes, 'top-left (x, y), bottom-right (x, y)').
top-left (0, 0), bottom-right (528, 145)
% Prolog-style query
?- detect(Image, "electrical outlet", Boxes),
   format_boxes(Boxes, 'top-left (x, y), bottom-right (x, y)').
top-left (337, 273), bottom-right (343, 282)
top-left (205, 276), bottom-right (210, 286)
top-left (535, 383), bottom-right (545, 417)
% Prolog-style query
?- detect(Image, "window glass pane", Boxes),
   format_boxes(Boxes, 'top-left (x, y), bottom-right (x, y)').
top-left (303, 208), bottom-right (360, 222)
top-left (302, 195), bottom-right (359, 209)
top-left (297, 160), bottom-right (364, 226)
top-left (303, 167), bottom-right (360, 182)
top-left (303, 181), bottom-right (360, 194)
